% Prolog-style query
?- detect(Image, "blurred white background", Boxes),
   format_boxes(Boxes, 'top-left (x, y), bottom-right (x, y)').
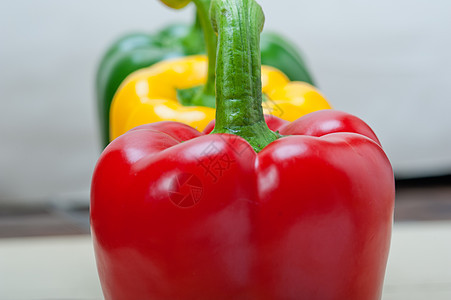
top-left (0, 0), bottom-right (450, 205)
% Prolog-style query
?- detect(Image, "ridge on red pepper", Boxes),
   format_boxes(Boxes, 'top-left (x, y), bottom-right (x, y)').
top-left (203, 110), bottom-right (381, 146)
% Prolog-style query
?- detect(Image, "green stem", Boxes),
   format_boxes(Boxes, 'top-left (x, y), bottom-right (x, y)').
top-left (177, 0), bottom-right (217, 108)
top-left (210, 0), bottom-right (279, 152)
top-left (192, 0), bottom-right (216, 100)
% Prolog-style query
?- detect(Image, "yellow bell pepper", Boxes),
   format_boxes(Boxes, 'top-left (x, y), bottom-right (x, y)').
top-left (110, 55), bottom-right (331, 141)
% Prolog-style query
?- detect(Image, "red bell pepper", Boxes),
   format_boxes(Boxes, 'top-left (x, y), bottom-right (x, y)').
top-left (90, 0), bottom-right (394, 299)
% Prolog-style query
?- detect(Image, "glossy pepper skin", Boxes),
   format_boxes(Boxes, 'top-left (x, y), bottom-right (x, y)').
top-left (96, 0), bottom-right (316, 147)
top-left (91, 0), bottom-right (394, 299)
top-left (92, 111), bottom-right (393, 299)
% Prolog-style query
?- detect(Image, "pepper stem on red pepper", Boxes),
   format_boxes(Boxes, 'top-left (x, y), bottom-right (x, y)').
top-left (210, 0), bottom-right (279, 152)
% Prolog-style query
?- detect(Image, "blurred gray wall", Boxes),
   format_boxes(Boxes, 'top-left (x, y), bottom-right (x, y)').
top-left (1, 0), bottom-right (450, 205)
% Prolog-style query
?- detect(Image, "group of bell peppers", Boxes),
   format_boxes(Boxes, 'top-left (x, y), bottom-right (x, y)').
top-left (96, 0), bottom-right (325, 147)
top-left (91, 0), bottom-right (395, 299)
